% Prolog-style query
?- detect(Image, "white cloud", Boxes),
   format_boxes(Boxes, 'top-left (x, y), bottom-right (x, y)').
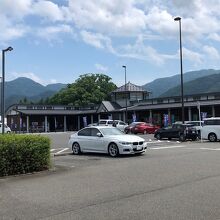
top-left (49, 79), bottom-right (58, 84)
top-left (81, 31), bottom-right (105, 49)
top-left (0, 0), bottom-right (220, 45)
top-left (69, 0), bottom-right (147, 36)
top-left (0, 0), bottom-right (72, 44)
top-left (119, 43), bottom-right (166, 65)
top-left (80, 31), bottom-right (115, 53)
top-left (0, 0), bottom-right (32, 20)
top-left (1, 0), bottom-right (220, 71)
top-left (0, 15), bottom-right (29, 44)
top-left (37, 24), bottom-right (75, 41)
top-left (182, 47), bottom-right (203, 64)
top-left (32, 1), bottom-right (65, 22)
top-left (208, 33), bottom-right (220, 42)
top-left (0, 0), bottom-right (220, 42)
top-left (145, 6), bottom-right (176, 36)
top-left (95, 63), bottom-right (108, 72)
top-left (203, 45), bottom-right (220, 60)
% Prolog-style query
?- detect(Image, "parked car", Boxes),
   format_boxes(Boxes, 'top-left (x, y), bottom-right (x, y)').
top-left (154, 123), bottom-right (198, 141)
top-left (201, 117), bottom-right (220, 142)
top-left (185, 121), bottom-right (204, 138)
top-left (131, 122), bottom-right (160, 134)
top-left (68, 126), bottom-right (147, 157)
top-left (174, 121), bottom-right (204, 138)
top-left (124, 122), bottom-right (143, 134)
top-left (87, 122), bottom-right (99, 127)
top-left (98, 119), bottom-right (127, 131)
top-left (98, 119), bottom-right (114, 126)
top-left (0, 123), bottom-right (11, 133)
top-left (112, 120), bottom-right (128, 131)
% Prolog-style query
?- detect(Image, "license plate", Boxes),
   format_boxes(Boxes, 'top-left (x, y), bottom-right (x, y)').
top-left (137, 146), bottom-right (142, 150)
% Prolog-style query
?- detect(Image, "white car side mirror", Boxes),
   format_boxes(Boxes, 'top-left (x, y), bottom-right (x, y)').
top-left (97, 132), bottom-right (103, 137)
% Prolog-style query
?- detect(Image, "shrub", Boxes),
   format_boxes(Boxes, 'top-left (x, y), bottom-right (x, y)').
top-left (0, 134), bottom-right (50, 176)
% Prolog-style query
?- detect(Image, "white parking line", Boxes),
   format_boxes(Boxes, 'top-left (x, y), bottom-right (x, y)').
top-left (146, 140), bottom-right (180, 144)
top-left (150, 145), bottom-right (185, 150)
top-left (55, 148), bottom-right (69, 154)
top-left (147, 141), bottom-right (165, 144)
top-left (199, 147), bottom-right (220, 151)
top-left (50, 148), bottom-right (65, 152)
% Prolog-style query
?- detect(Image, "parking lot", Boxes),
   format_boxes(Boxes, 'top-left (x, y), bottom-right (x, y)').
top-left (1, 132), bottom-right (220, 220)
top-left (42, 132), bottom-right (194, 156)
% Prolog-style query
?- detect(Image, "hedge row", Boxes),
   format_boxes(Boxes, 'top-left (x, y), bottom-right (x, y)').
top-left (0, 134), bottom-right (51, 176)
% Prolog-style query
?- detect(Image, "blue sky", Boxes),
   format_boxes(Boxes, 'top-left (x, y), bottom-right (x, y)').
top-left (1, 0), bottom-right (220, 86)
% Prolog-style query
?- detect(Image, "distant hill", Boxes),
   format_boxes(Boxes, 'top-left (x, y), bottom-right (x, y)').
top-left (160, 73), bottom-right (220, 97)
top-left (142, 69), bottom-right (220, 98)
top-left (6, 77), bottom-right (47, 97)
top-left (5, 77), bottom-right (67, 109)
top-left (45, 83), bottom-right (67, 91)
top-left (5, 70), bottom-right (220, 109)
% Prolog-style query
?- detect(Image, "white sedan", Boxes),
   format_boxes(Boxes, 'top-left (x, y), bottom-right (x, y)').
top-left (68, 126), bottom-right (147, 157)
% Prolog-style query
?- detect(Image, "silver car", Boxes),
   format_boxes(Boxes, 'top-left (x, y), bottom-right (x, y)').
top-left (0, 123), bottom-right (11, 133)
top-left (68, 126), bottom-right (147, 157)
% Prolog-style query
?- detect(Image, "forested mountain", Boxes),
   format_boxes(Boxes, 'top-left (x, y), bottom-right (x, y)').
top-left (160, 73), bottom-right (220, 97)
top-left (5, 77), bottom-right (66, 109)
top-left (142, 69), bottom-right (220, 98)
top-left (4, 69), bottom-right (220, 109)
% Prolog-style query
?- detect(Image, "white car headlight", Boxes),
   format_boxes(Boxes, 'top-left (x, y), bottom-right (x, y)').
top-left (119, 141), bottom-right (133, 145)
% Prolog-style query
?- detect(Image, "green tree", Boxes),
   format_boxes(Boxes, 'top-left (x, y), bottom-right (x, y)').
top-left (38, 98), bottom-right (44, 104)
top-left (19, 97), bottom-right (29, 104)
top-left (49, 73), bottom-right (117, 106)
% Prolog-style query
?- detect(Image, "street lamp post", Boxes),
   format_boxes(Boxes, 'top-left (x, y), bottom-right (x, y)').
top-left (1, 46), bottom-right (13, 134)
top-left (174, 17), bottom-right (184, 124)
top-left (122, 65), bottom-right (128, 123)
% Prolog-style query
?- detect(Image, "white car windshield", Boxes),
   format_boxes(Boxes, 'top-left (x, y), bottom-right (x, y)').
top-left (99, 127), bottom-right (124, 135)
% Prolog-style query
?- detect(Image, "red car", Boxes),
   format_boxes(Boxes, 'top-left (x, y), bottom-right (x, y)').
top-left (125, 122), bottom-right (160, 134)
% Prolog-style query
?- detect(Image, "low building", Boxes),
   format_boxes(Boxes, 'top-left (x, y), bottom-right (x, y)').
top-left (5, 82), bottom-right (220, 133)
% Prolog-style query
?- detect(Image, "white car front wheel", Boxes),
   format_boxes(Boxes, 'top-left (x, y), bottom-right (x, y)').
top-left (108, 143), bottom-right (119, 157)
top-left (208, 133), bottom-right (217, 142)
top-left (72, 142), bottom-right (81, 155)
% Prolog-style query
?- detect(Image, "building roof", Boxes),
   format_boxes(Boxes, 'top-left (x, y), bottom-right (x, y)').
top-left (96, 101), bottom-right (121, 113)
top-left (15, 109), bottom-right (97, 115)
top-left (6, 104), bottom-right (98, 116)
top-left (6, 92), bottom-right (220, 117)
top-left (112, 82), bottom-right (147, 93)
top-left (127, 99), bottom-right (220, 111)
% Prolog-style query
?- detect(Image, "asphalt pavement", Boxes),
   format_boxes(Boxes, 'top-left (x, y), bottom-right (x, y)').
top-left (1, 133), bottom-right (220, 220)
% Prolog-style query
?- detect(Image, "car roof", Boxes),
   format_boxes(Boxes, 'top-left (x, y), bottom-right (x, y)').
top-left (84, 126), bottom-right (115, 129)
top-left (204, 117), bottom-right (220, 120)
top-left (186, 121), bottom-right (203, 123)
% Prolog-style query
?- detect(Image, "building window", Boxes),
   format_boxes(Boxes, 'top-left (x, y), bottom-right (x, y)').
top-left (116, 93), bottom-right (128, 100)
top-left (157, 99), bottom-right (163, 104)
top-left (214, 95), bottom-right (220, 99)
top-left (174, 98), bottom-right (181, 102)
top-left (36, 106), bottom-right (43, 110)
top-left (193, 96), bottom-right (200, 101)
